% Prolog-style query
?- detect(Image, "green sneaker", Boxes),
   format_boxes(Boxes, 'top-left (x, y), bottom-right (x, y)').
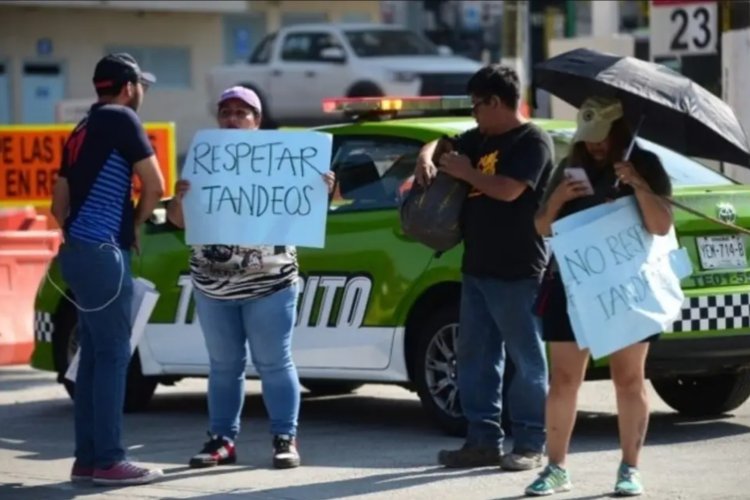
top-left (614, 462), bottom-right (643, 496)
top-left (525, 464), bottom-right (572, 496)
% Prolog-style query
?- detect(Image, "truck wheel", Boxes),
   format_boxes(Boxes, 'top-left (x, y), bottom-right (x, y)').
top-left (52, 301), bottom-right (158, 413)
top-left (652, 372), bottom-right (750, 417)
top-left (347, 82), bottom-right (384, 98)
top-left (302, 380), bottom-right (364, 396)
top-left (412, 304), bottom-right (514, 437)
top-left (238, 83), bottom-right (277, 129)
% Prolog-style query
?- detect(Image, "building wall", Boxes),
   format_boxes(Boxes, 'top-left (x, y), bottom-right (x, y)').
top-left (0, 1), bottom-right (249, 12)
top-left (0, 1), bottom-right (382, 155)
top-left (0, 6), bottom-right (223, 154)
top-left (260, 1), bottom-right (381, 30)
top-left (0, 0), bottom-right (381, 19)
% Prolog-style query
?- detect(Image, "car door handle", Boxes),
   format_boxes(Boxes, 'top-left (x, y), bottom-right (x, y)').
top-left (304, 70), bottom-right (316, 78)
top-left (271, 69), bottom-right (282, 77)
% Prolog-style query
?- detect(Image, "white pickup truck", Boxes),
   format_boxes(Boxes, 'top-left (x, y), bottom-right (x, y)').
top-left (207, 23), bottom-right (482, 126)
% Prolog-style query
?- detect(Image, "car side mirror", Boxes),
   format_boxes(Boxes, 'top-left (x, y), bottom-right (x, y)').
top-left (320, 47), bottom-right (346, 63)
top-left (437, 45), bottom-right (453, 56)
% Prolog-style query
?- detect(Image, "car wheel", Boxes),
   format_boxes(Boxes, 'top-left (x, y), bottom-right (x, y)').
top-left (52, 301), bottom-right (158, 412)
top-left (413, 305), bottom-right (466, 436)
top-left (301, 380), bottom-right (364, 396)
top-left (412, 304), bottom-right (514, 437)
top-left (652, 372), bottom-right (750, 417)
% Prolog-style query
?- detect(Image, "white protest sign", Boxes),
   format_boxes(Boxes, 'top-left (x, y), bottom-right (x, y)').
top-left (550, 196), bottom-right (693, 358)
top-left (181, 129), bottom-right (332, 247)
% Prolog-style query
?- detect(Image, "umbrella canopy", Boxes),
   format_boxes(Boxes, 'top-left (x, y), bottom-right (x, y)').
top-left (534, 48), bottom-right (750, 167)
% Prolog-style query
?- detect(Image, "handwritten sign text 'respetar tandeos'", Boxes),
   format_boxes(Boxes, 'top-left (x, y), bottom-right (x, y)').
top-left (549, 195), bottom-right (693, 359)
top-left (181, 129), bottom-right (332, 248)
top-left (0, 123), bottom-right (177, 207)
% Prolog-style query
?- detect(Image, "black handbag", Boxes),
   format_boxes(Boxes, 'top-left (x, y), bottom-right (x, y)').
top-left (399, 139), bottom-right (469, 252)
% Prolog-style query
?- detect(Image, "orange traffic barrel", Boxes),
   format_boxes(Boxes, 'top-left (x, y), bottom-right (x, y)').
top-left (0, 207), bottom-right (61, 365)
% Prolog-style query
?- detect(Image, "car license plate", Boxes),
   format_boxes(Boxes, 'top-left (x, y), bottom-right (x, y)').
top-left (697, 235), bottom-right (748, 270)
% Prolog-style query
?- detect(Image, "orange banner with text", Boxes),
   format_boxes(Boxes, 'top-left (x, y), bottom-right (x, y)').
top-left (0, 122), bottom-right (176, 207)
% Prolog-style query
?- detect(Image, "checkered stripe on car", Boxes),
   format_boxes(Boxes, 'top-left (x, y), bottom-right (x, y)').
top-left (667, 294), bottom-right (750, 333)
top-left (34, 312), bottom-right (54, 342)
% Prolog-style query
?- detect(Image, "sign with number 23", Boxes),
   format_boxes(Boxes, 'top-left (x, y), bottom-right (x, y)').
top-left (650, 0), bottom-right (718, 58)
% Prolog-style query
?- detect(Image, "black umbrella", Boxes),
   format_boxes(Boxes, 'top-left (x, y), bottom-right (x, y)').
top-left (533, 48), bottom-right (750, 167)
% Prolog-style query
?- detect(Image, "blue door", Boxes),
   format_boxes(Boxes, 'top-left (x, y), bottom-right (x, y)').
top-left (0, 62), bottom-right (10, 124)
top-left (222, 14), bottom-right (267, 64)
top-left (21, 63), bottom-right (64, 124)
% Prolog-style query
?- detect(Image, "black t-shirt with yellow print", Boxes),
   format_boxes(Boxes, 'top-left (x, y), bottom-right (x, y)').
top-left (452, 123), bottom-right (555, 280)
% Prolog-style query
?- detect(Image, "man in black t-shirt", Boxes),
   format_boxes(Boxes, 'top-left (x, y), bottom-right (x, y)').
top-left (50, 53), bottom-right (165, 486)
top-left (415, 65), bottom-right (552, 471)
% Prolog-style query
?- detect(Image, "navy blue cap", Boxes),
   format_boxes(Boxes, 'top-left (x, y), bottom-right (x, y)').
top-left (93, 53), bottom-right (156, 91)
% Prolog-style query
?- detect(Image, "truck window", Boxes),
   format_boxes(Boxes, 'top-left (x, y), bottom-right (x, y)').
top-left (249, 34), bottom-right (276, 64)
top-left (344, 29), bottom-right (438, 57)
top-left (281, 32), bottom-right (344, 62)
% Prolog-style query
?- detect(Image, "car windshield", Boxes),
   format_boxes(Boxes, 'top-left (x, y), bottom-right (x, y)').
top-left (550, 129), bottom-right (733, 187)
top-left (344, 29), bottom-right (439, 57)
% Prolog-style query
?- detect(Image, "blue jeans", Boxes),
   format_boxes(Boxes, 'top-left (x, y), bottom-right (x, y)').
top-left (458, 274), bottom-right (548, 453)
top-left (58, 236), bottom-right (133, 469)
top-left (193, 283), bottom-right (300, 439)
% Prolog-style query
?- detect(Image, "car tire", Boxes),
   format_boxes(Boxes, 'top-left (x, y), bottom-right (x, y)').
top-left (652, 372), bottom-right (750, 417)
top-left (412, 304), bottom-right (467, 436)
top-left (237, 82), bottom-right (277, 129)
top-left (301, 380), bottom-right (364, 396)
top-left (412, 304), bottom-right (514, 437)
top-left (52, 301), bottom-right (158, 413)
top-left (346, 82), bottom-right (384, 98)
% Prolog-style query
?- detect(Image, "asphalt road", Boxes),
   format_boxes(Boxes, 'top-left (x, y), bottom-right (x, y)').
top-left (1, 366), bottom-right (749, 499)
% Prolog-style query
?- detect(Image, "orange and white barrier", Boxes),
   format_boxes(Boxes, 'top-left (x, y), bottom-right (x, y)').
top-left (0, 207), bottom-right (60, 365)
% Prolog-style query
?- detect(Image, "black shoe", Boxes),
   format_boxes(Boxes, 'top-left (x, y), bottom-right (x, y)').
top-left (272, 434), bottom-right (300, 469)
top-left (189, 433), bottom-right (237, 468)
top-left (437, 443), bottom-right (502, 468)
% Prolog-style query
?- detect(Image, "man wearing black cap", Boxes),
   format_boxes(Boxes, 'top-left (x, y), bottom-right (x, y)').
top-left (51, 53), bottom-right (165, 486)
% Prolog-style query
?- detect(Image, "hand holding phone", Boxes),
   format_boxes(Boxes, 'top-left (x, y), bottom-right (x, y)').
top-left (564, 167), bottom-right (594, 195)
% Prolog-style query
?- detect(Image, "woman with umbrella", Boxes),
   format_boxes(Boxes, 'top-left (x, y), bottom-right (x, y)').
top-left (526, 96), bottom-right (673, 497)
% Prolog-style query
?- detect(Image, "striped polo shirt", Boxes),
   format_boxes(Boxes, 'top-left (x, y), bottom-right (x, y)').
top-left (59, 103), bottom-right (153, 249)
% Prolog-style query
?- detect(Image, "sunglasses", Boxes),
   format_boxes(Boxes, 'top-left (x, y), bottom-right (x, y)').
top-left (471, 97), bottom-right (491, 114)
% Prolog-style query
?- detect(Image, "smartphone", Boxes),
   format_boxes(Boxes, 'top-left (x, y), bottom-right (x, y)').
top-left (564, 167), bottom-right (594, 195)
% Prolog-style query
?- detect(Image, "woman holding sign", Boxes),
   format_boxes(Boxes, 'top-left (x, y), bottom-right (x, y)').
top-left (166, 87), bottom-right (335, 470)
top-left (525, 97), bottom-right (672, 497)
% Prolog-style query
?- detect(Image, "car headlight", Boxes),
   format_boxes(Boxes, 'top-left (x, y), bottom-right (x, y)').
top-left (387, 70), bottom-right (418, 83)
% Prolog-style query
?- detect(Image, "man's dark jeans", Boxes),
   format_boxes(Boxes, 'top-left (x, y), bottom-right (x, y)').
top-left (457, 273), bottom-right (548, 453)
top-left (59, 236), bottom-right (133, 469)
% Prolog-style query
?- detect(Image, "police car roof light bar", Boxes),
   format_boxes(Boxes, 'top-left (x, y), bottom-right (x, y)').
top-left (321, 96), bottom-right (472, 115)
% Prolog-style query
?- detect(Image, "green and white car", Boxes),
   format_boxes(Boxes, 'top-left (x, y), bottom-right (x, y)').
top-left (31, 96), bottom-right (750, 435)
